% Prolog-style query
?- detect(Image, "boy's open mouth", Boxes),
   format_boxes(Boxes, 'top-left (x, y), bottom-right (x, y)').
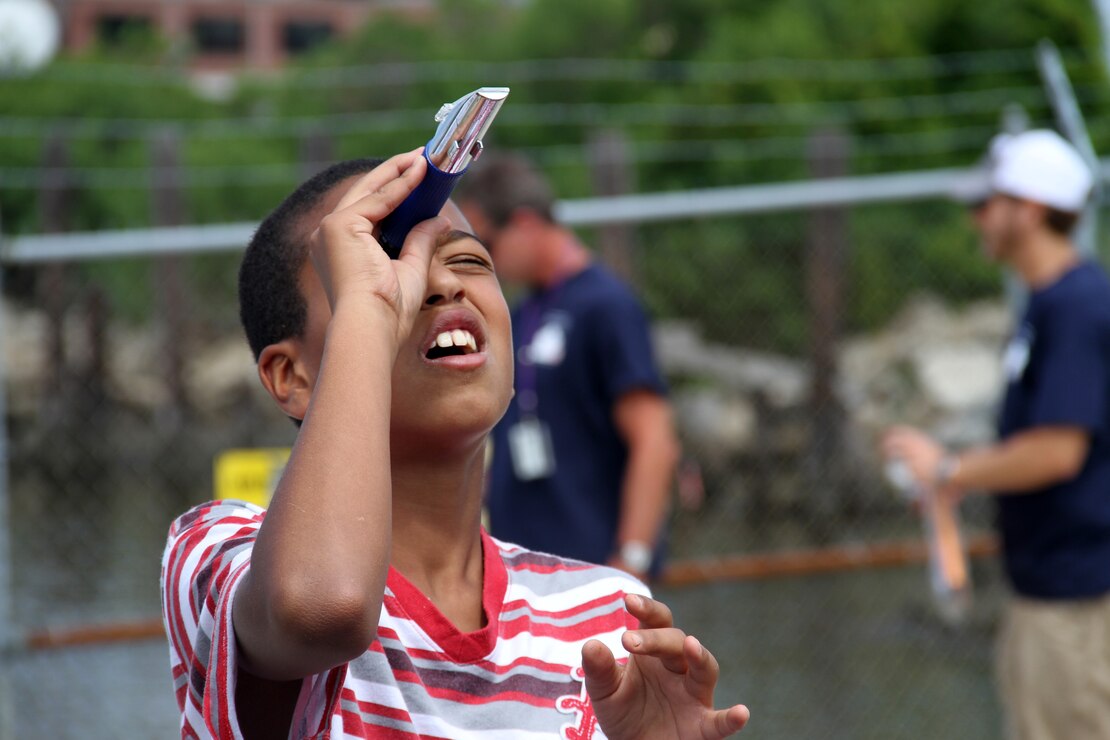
top-left (426, 329), bottom-right (479, 360)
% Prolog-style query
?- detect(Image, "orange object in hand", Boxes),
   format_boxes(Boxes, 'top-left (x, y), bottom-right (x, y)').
top-left (922, 483), bottom-right (972, 624)
top-left (887, 459), bottom-right (972, 624)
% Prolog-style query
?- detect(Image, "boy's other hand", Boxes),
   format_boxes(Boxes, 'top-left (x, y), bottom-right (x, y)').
top-left (583, 594), bottom-right (750, 739)
top-left (309, 149), bottom-right (450, 345)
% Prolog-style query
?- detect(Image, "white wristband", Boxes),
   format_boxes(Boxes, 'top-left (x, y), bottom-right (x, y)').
top-left (619, 541), bottom-right (652, 573)
top-left (935, 454), bottom-right (961, 487)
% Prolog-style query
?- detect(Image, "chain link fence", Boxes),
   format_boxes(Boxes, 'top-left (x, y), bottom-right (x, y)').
top-left (0, 170), bottom-right (1049, 737)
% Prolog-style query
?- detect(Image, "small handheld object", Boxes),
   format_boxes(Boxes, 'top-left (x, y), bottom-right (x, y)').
top-left (885, 459), bottom-right (972, 625)
top-left (378, 86), bottom-right (510, 257)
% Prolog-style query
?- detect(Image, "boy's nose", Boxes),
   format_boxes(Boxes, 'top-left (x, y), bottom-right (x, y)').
top-left (424, 262), bottom-right (466, 306)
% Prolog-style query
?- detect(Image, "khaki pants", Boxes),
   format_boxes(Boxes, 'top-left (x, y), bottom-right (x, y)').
top-left (997, 593), bottom-right (1110, 740)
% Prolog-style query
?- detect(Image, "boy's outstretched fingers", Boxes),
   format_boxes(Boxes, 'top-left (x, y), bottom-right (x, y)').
top-left (580, 639), bottom-right (622, 702)
top-left (684, 636), bottom-right (750, 737)
top-left (708, 704), bottom-right (752, 737)
top-left (625, 592), bottom-right (674, 629)
top-left (585, 595), bottom-right (750, 739)
top-left (623, 627), bottom-right (690, 674)
top-left (683, 636), bottom-right (717, 704)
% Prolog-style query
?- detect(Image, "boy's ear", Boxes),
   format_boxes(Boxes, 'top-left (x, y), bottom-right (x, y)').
top-left (257, 340), bottom-right (313, 422)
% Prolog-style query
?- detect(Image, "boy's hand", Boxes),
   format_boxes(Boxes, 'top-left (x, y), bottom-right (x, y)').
top-left (583, 594), bottom-right (749, 739)
top-left (309, 148), bottom-right (450, 344)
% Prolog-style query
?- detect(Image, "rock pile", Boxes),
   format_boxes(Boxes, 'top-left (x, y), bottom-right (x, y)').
top-left (3, 293), bottom-right (1015, 504)
top-left (656, 294), bottom-right (1014, 505)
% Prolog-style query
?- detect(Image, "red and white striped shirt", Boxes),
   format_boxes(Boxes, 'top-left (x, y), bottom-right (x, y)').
top-left (161, 500), bottom-right (649, 739)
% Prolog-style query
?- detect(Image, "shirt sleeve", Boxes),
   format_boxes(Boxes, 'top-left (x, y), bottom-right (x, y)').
top-left (160, 500), bottom-right (345, 740)
top-left (590, 288), bottom-right (668, 403)
top-left (1028, 305), bottom-right (1109, 434)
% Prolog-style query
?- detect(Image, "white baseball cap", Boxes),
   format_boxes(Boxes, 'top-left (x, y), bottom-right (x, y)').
top-left (976, 129), bottom-right (1093, 212)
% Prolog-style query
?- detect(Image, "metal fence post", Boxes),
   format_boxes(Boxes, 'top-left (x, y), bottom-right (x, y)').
top-left (151, 127), bottom-right (190, 425)
top-left (805, 127), bottom-right (851, 527)
top-left (0, 212), bottom-right (15, 738)
top-left (1036, 39), bottom-right (1101, 259)
top-left (1000, 104), bottom-right (1030, 318)
top-left (587, 129), bottom-right (637, 285)
top-left (1091, 0), bottom-right (1110, 79)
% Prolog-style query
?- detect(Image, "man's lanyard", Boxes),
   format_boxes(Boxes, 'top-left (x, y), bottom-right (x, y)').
top-left (515, 280), bottom-right (568, 416)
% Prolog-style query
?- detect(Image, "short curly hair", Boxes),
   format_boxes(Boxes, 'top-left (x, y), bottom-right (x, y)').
top-left (238, 158), bottom-right (383, 360)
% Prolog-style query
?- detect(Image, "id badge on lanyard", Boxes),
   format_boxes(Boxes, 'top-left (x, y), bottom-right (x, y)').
top-left (509, 294), bottom-right (565, 481)
top-left (508, 415), bottom-right (556, 481)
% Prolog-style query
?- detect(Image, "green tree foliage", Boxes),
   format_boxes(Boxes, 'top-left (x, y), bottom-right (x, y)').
top-left (0, 0), bottom-right (1105, 348)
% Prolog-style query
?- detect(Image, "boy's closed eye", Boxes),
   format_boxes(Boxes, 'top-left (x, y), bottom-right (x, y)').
top-left (439, 231), bottom-right (495, 272)
top-left (449, 254), bottom-right (495, 271)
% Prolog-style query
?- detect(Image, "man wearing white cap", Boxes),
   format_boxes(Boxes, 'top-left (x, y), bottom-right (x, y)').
top-left (883, 129), bottom-right (1110, 740)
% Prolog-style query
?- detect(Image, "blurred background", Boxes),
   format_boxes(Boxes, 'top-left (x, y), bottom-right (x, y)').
top-left (2, 0), bottom-right (1110, 737)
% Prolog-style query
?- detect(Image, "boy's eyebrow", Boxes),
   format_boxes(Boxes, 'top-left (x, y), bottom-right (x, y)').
top-left (441, 229), bottom-right (490, 253)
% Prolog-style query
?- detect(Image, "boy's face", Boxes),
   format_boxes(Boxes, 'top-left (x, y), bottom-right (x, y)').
top-left (289, 187), bottom-right (514, 452)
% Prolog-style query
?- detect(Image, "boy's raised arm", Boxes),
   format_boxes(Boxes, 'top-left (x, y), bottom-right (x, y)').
top-left (232, 150), bottom-right (449, 681)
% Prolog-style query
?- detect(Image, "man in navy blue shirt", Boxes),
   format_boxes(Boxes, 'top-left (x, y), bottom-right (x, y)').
top-left (457, 154), bottom-right (679, 579)
top-left (883, 130), bottom-right (1110, 740)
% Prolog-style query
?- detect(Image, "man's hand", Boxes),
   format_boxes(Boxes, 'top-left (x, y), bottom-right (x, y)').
top-left (583, 594), bottom-right (749, 739)
top-left (882, 426), bottom-right (948, 488)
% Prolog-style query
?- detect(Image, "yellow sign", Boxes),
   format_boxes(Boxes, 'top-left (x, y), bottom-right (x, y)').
top-left (214, 448), bottom-right (291, 508)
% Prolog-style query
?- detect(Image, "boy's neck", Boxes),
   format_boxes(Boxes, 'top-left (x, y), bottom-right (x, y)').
top-left (389, 451), bottom-right (488, 632)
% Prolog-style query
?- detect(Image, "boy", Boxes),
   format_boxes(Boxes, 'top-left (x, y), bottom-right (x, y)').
top-left (161, 150), bottom-right (750, 738)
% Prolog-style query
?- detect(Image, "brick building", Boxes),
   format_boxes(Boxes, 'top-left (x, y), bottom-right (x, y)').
top-left (55, 0), bottom-right (435, 70)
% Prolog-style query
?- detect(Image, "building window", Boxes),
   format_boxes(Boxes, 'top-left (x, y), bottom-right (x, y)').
top-left (282, 21), bottom-right (334, 55)
top-left (192, 17), bottom-right (245, 54)
top-left (95, 15), bottom-right (154, 47)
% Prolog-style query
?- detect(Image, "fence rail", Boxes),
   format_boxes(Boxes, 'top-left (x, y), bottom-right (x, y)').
top-left (1, 165), bottom-right (984, 264)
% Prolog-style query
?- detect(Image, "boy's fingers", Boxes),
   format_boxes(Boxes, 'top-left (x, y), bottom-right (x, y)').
top-left (333, 148), bottom-right (424, 211)
top-left (625, 593), bottom-right (674, 629)
top-left (623, 627), bottom-right (688, 674)
top-left (344, 157), bottom-right (429, 227)
top-left (397, 216), bottom-right (451, 272)
top-left (333, 149), bottom-right (426, 213)
top-left (682, 636), bottom-right (719, 704)
top-left (705, 705), bottom-right (751, 739)
top-left (581, 639), bottom-right (622, 703)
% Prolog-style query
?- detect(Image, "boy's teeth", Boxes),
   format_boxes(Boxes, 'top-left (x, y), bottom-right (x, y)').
top-left (431, 329), bottom-right (477, 351)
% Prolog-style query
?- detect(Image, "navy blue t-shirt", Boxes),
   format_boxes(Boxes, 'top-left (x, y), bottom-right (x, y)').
top-left (486, 263), bottom-right (667, 565)
top-left (996, 260), bottom-right (1110, 599)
